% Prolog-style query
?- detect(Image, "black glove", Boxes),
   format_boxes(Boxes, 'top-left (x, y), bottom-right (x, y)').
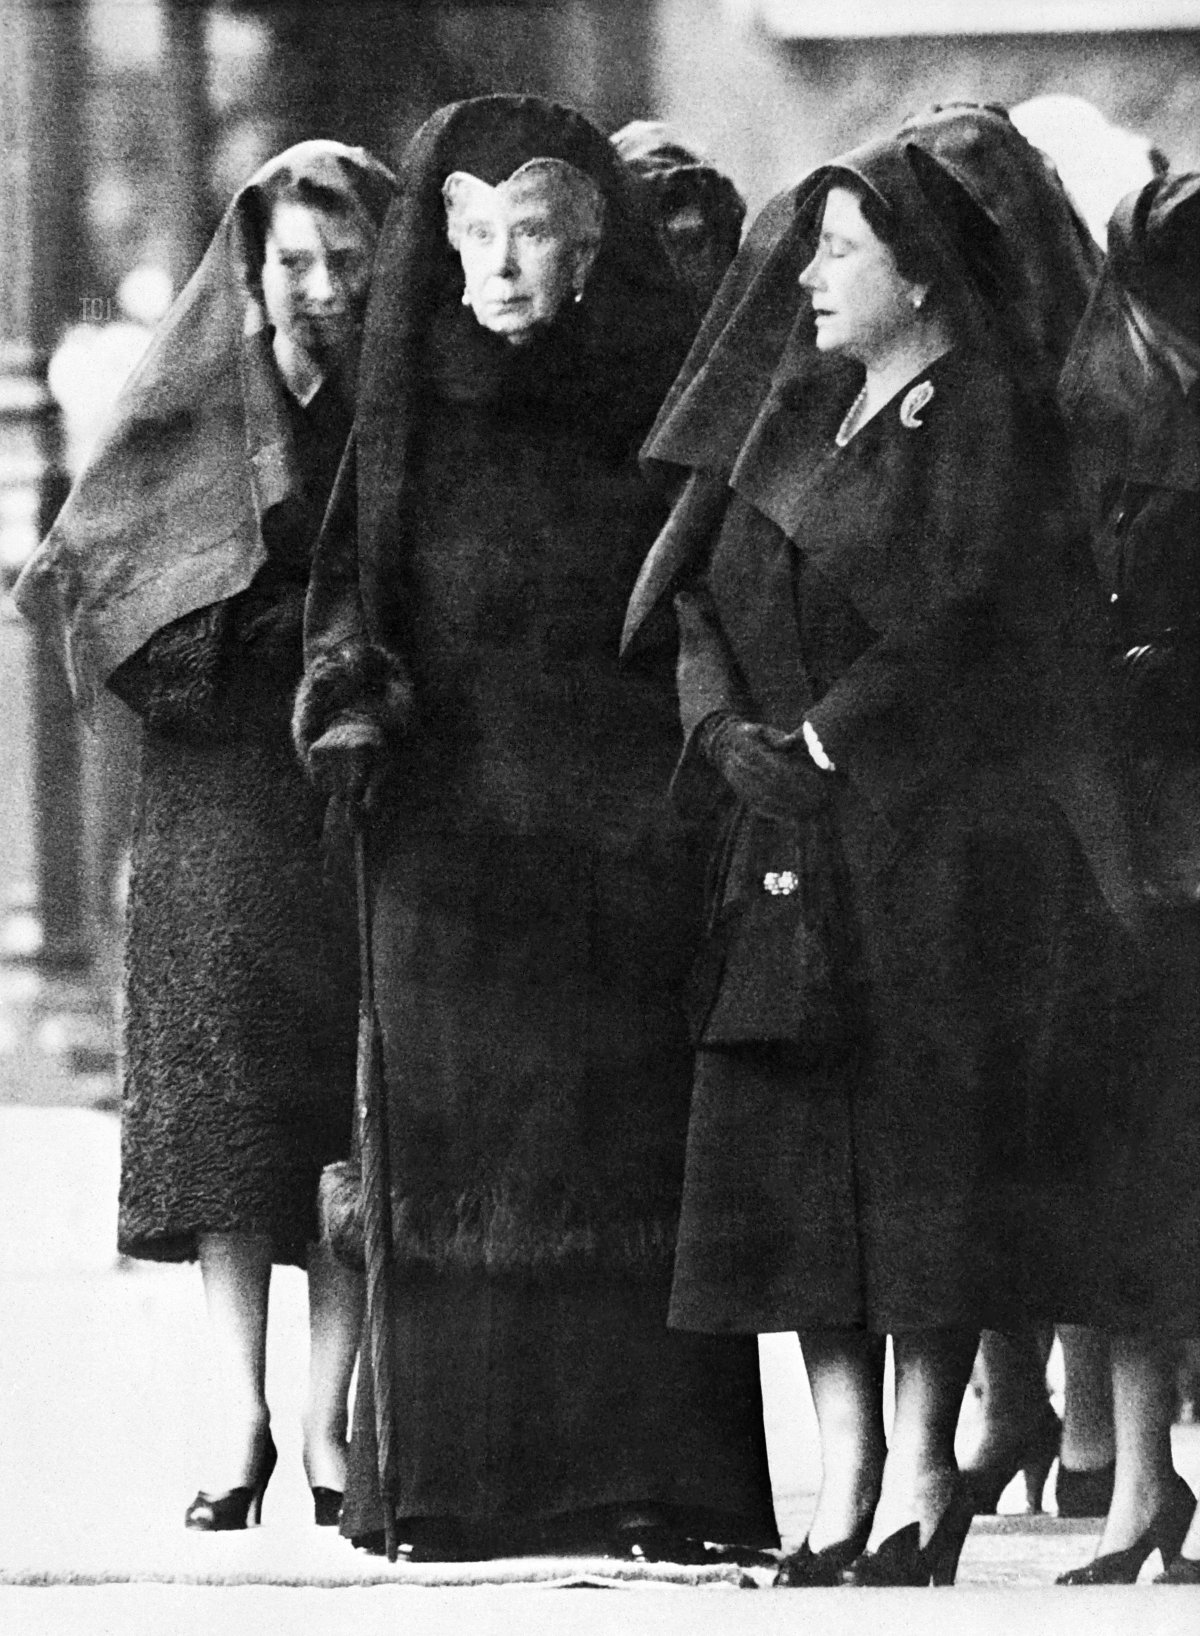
top-left (307, 716), bottom-right (385, 826)
top-left (698, 709), bottom-right (830, 822)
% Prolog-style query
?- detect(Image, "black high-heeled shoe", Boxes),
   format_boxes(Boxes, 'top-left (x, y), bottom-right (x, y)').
top-left (1056, 1472), bottom-right (1196, 1585)
top-left (773, 1513), bottom-right (874, 1587)
top-left (185, 1430), bottom-right (278, 1531)
top-left (311, 1486), bottom-right (343, 1528)
top-left (844, 1482), bottom-right (976, 1588)
top-left (1054, 1459), bottom-right (1116, 1518)
top-left (961, 1401), bottom-right (1061, 1515)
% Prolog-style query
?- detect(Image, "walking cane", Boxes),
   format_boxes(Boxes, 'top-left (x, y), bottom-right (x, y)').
top-left (354, 821), bottom-right (400, 1562)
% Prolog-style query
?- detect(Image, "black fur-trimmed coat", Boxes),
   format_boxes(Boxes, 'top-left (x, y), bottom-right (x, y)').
top-left (297, 304), bottom-right (703, 1281)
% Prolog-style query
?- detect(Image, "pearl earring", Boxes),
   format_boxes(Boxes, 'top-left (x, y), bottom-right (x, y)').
top-left (573, 288), bottom-right (584, 304)
top-left (462, 287), bottom-right (471, 307)
top-left (912, 291), bottom-right (925, 310)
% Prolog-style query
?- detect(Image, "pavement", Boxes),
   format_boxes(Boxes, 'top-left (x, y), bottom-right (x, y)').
top-left (2, 962), bottom-right (1199, 1635)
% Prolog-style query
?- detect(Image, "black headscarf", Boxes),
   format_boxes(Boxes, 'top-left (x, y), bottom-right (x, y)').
top-left (619, 125), bottom-right (1142, 933)
top-left (623, 120), bottom-right (1088, 644)
top-left (610, 119), bottom-right (747, 266)
top-left (895, 102), bottom-right (1100, 384)
top-left (304, 95), bottom-right (694, 664)
top-left (1060, 172), bottom-right (1200, 512)
top-left (14, 140), bottom-right (397, 720)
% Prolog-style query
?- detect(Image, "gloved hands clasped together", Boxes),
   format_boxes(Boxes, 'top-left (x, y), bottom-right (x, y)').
top-left (697, 709), bottom-right (832, 822)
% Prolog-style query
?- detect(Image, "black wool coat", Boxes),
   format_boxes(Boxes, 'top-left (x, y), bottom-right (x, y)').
top-left (657, 350), bottom-right (1147, 1334)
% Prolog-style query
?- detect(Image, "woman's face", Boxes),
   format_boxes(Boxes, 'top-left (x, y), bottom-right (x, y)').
top-left (260, 199), bottom-right (375, 367)
top-left (455, 192), bottom-right (582, 344)
top-left (799, 186), bottom-right (926, 368)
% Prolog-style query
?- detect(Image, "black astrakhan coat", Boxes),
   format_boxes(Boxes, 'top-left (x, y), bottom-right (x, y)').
top-left (113, 387), bottom-right (359, 1267)
top-left (12, 144), bottom-right (397, 1268)
top-left (296, 96), bottom-right (778, 1547)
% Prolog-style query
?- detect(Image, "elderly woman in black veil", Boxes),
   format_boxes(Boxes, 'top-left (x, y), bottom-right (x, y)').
top-left (623, 120), bottom-right (1144, 1587)
top-left (15, 144), bottom-right (396, 1527)
top-left (294, 95), bottom-right (778, 1563)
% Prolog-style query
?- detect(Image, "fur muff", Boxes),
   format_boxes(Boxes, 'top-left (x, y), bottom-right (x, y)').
top-left (318, 1159), bottom-right (366, 1270)
top-left (292, 640), bottom-right (414, 769)
top-left (318, 1156), bottom-right (679, 1279)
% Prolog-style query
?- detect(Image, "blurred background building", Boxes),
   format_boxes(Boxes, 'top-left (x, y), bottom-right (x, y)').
top-left (3, 0), bottom-right (1200, 1074)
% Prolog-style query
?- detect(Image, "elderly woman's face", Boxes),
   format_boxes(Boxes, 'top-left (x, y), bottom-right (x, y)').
top-left (261, 199), bottom-right (375, 365)
top-left (455, 192), bottom-right (581, 344)
top-left (799, 187), bottom-right (926, 368)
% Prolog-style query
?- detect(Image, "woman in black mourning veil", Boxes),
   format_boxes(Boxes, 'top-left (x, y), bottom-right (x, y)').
top-left (15, 141), bottom-right (397, 1531)
top-left (622, 110), bottom-right (1145, 1586)
top-left (294, 95), bottom-right (779, 1562)
top-left (1052, 172), bottom-right (1200, 1585)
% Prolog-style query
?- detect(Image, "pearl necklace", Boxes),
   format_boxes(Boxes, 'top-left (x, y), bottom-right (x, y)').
top-left (835, 383), bottom-right (869, 448)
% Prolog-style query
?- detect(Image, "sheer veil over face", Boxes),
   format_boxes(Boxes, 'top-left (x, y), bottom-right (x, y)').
top-left (261, 197), bottom-right (377, 373)
top-left (11, 139), bottom-right (397, 717)
top-left (313, 95), bottom-right (691, 653)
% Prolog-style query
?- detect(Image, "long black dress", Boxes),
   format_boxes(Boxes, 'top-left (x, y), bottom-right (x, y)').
top-left (298, 96), bottom-right (779, 1552)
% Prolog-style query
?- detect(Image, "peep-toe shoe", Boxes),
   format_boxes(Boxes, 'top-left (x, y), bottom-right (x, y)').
top-left (184, 1430), bottom-right (278, 1531)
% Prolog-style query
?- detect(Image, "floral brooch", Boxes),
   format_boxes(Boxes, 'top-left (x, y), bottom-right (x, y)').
top-left (899, 380), bottom-right (934, 429)
top-left (763, 870), bottom-right (799, 896)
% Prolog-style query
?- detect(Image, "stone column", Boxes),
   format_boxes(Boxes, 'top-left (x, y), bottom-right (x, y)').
top-left (0, 0), bottom-right (92, 977)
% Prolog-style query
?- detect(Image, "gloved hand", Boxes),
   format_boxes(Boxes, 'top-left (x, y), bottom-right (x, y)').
top-left (307, 715), bottom-right (385, 826)
top-left (697, 709), bottom-right (831, 822)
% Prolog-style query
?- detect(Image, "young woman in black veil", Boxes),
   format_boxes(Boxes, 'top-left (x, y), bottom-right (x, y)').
top-left (623, 126), bottom-right (1144, 1587)
top-left (15, 143), bottom-right (397, 1528)
top-left (295, 95), bottom-right (779, 1563)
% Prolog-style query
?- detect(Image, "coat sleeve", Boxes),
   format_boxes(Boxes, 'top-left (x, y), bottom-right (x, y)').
top-left (667, 585), bottom-right (750, 820)
top-left (292, 434), bottom-right (414, 773)
top-left (107, 600), bottom-right (231, 736)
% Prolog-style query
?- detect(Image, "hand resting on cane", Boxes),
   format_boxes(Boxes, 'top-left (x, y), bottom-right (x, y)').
top-left (308, 715), bottom-right (386, 824)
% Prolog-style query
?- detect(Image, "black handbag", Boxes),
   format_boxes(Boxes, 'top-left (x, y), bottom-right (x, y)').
top-left (686, 798), bottom-right (863, 1059)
